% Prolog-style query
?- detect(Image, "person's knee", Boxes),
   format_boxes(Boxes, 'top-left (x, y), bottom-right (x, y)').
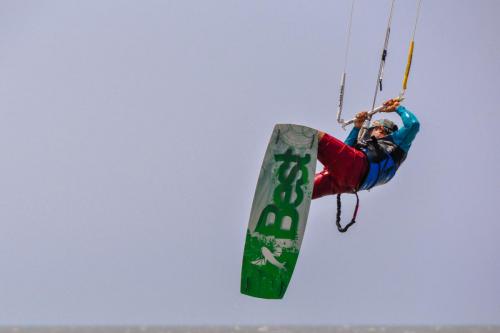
top-left (318, 131), bottom-right (325, 141)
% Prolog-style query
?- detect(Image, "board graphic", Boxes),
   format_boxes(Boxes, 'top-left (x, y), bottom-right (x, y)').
top-left (241, 124), bottom-right (318, 299)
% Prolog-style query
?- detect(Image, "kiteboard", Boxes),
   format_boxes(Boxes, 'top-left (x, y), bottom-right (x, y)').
top-left (241, 124), bottom-right (318, 299)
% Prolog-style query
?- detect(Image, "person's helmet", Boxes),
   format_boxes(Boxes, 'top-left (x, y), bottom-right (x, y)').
top-left (370, 119), bottom-right (398, 134)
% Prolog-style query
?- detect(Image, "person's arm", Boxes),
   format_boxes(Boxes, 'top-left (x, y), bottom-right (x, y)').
top-left (388, 105), bottom-right (420, 152)
top-left (344, 111), bottom-right (367, 147)
top-left (344, 127), bottom-right (360, 147)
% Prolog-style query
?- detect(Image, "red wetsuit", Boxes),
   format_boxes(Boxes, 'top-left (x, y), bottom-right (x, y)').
top-left (312, 133), bottom-right (369, 199)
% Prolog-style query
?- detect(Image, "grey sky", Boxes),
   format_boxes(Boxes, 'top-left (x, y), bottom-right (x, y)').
top-left (0, 0), bottom-right (499, 326)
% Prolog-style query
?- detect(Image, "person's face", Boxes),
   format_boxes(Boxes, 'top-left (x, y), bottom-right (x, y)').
top-left (372, 126), bottom-right (388, 139)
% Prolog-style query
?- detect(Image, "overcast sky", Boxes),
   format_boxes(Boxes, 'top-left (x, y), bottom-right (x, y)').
top-left (0, 0), bottom-right (499, 326)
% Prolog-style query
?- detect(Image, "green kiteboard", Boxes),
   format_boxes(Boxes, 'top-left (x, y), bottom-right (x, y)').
top-left (241, 124), bottom-right (318, 299)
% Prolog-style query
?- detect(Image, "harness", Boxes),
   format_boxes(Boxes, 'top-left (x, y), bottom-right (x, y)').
top-left (358, 136), bottom-right (407, 190)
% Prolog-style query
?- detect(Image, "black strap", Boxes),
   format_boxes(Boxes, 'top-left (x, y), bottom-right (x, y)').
top-left (336, 192), bottom-right (359, 233)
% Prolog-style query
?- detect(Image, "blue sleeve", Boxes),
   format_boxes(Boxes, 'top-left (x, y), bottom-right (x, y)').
top-left (344, 127), bottom-right (360, 147)
top-left (388, 105), bottom-right (420, 153)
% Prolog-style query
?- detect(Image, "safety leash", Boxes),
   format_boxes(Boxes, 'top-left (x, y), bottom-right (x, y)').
top-left (336, 192), bottom-right (359, 233)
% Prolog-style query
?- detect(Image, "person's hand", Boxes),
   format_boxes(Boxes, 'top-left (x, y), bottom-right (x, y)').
top-left (354, 111), bottom-right (368, 128)
top-left (382, 98), bottom-right (400, 112)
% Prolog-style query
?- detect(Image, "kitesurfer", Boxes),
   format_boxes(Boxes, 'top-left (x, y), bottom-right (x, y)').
top-left (312, 98), bottom-right (420, 199)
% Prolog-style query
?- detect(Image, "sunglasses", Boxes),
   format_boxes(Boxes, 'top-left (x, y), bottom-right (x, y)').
top-left (373, 126), bottom-right (388, 134)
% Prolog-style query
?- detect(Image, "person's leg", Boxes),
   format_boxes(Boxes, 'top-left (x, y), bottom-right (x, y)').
top-left (312, 132), bottom-right (345, 199)
top-left (312, 168), bottom-right (335, 199)
top-left (316, 132), bottom-right (354, 169)
top-left (312, 131), bottom-right (330, 199)
top-left (312, 132), bottom-right (368, 198)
